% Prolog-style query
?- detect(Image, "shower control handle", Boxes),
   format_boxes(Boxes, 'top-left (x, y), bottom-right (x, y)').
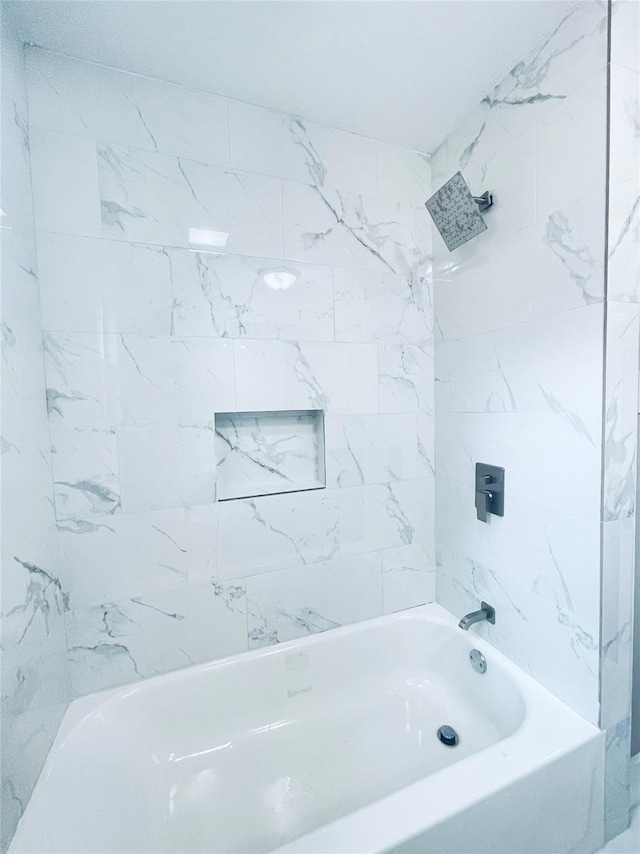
top-left (475, 463), bottom-right (505, 522)
top-left (475, 487), bottom-right (492, 523)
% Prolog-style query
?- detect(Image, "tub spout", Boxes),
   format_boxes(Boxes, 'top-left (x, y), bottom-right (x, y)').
top-left (458, 601), bottom-right (495, 630)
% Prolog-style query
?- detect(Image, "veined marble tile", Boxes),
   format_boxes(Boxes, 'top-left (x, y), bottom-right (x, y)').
top-left (435, 544), bottom-right (600, 724)
top-left (2, 28), bottom-right (70, 853)
top-left (611, 0), bottom-right (640, 74)
top-left (0, 701), bottom-right (68, 853)
top-left (604, 717), bottom-right (633, 840)
top-left (435, 412), bottom-right (537, 495)
top-left (325, 414), bottom-right (418, 488)
top-left (216, 488), bottom-right (340, 580)
top-left (378, 343), bottom-right (434, 414)
top-left (43, 331), bottom-right (122, 429)
top-left (170, 249), bottom-right (334, 341)
top-left (98, 143), bottom-right (283, 256)
top-left (484, 1), bottom-right (608, 113)
top-left (234, 339), bottom-right (378, 415)
top-left (1, 420), bottom-right (52, 498)
top-left (282, 180), bottom-right (429, 275)
top-left (437, 406), bottom-right (601, 525)
top-left (439, 303), bottom-right (604, 415)
top-left (1, 38), bottom-right (34, 252)
top-left (0, 221), bottom-right (39, 325)
top-left (246, 554), bottom-right (382, 648)
top-left (603, 303), bottom-right (640, 521)
top-left (434, 2), bottom-right (607, 195)
top-left (215, 410), bottom-right (325, 501)
top-left (118, 422), bottom-right (216, 513)
top-left (417, 414), bottom-right (435, 478)
top-left (185, 503), bottom-right (219, 584)
top-left (45, 331), bottom-right (234, 432)
top-left (26, 48), bottom-right (230, 165)
top-left (608, 178), bottom-right (640, 303)
top-left (382, 543), bottom-right (435, 613)
top-left (1, 646), bottom-right (71, 719)
top-left (533, 410), bottom-right (602, 518)
top-left (600, 517), bottom-right (635, 731)
top-left (118, 335), bottom-right (236, 426)
top-left (334, 267), bottom-right (432, 346)
top-left (433, 253), bottom-right (489, 343)
top-left (3, 315), bottom-right (52, 435)
top-left (435, 476), bottom-right (489, 568)
top-left (66, 580), bottom-right (248, 696)
top-left (375, 142), bottom-right (431, 206)
top-left (535, 65), bottom-right (608, 219)
top-left (29, 127), bottom-right (102, 236)
top-left (229, 100), bottom-right (377, 196)
top-left (57, 507), bottom-right (190, 609)
top-left (339, 479), bottom-right (433, 557)
top-left (0, 545), bottom-right (68, 668)
top-left (38, 233), bottom-right (173, 334)
top-left (482, 222), bottom-right (604, 333)
top-left (436, 473), bottom-right (601, 645)
top-left (50, 425), bottom-right (120, 521)
top-left (609, 64), bottom-right (640, 191)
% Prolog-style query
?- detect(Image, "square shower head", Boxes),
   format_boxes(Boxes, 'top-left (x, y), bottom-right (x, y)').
top-left (425, 171), bottom-right (488, 252)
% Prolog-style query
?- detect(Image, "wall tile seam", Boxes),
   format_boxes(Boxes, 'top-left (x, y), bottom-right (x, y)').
top-left (434, 297), bottom-right (606, 336)
top-left (32, 229), bottom-right (434, 282)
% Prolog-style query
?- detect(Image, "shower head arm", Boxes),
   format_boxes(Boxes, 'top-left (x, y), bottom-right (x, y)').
top-left (472, 191), bottom-right (494, 213)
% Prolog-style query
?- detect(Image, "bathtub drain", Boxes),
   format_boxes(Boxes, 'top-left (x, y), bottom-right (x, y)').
top-left (437, 725), bottom-right (459, 746)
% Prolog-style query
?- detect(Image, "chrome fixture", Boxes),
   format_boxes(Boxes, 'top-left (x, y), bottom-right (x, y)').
top-left (475, 462), bottom-right (505, 522)
top-left (425, 171), bottom-right (494, 251)
top-left (469, 648), bottom-right (487, 674)
top-left (459, 601), bottom-right (496, 631)
top-left (437, 725), bottom-right (459, 746)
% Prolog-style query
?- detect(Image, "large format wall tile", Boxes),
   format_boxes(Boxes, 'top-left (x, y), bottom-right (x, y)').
top-left (334, 267), bottom-right (432, 346)
top-left (282, 179), bottom-right (429, 274)
top-left (26, 48), bottom-right (230, 165)
top-left (433, 0), bottom-right (608, 737)
top-left (229, 100), bottom-right (378, 196)
top-left (246, 554), bottom-right (383, 648)
top-left (217, 489), bottom-right (341, 579)
top-left (98, 143), bottom-right (284, 256)
top-left (1, 24), bottom-right (70, 851)
top-left (65, 581), bottom-right (248, 696)
top-left (23, 45), bottom-right (435, 735)
top-left (37, 233), bottom-right (174, 335)
top-left (171, 249), bottom-right (335, 341)
top-left (30, 127), bottom-right (102, 235)
top-left (234, 339), bottom-right (378, 414)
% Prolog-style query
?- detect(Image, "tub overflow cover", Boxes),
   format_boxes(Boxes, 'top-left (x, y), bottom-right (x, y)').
top-left (437, 725), bottom-right (459, 746)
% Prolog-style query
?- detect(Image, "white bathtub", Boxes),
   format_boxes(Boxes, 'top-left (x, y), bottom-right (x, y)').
top-left (10, 603), bottom-right (604, 854)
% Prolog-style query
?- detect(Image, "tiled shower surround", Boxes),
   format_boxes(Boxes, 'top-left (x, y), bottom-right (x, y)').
top-left (3, 2), bottom-right (638, 850)
top-left (0, 20), bottom-right (70, 851)
top-left (433, 0), bottom-right (608, 723)
top-left (23, 48), bottom-right (435, 698)
top-left (432, 0), bottom-right (638, 840)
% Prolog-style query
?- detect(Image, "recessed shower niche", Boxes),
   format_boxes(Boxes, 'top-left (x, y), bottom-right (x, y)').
top-left (214, 410), bottom-right (326, 501)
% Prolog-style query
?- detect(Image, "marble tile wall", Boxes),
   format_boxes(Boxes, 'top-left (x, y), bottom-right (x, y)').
top-left (432, 0), bottom-right (609, 727)
top-left (0, 21), bottom-right (70, 852)
top-left (601, 0), bottom-right (640, 839)
top-left (23, 48), bottom-right (435, 700)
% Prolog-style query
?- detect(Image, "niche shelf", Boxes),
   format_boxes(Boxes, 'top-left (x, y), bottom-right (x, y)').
top-left (214, 410), bottom-right (326, 501)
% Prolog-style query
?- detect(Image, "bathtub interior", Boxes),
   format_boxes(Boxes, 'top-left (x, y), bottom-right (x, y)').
top-left (11, 609), bottom-right (528, 854)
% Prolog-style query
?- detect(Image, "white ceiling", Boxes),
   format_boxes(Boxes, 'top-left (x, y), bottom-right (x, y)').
top-left (5, 0), bottom-right (576, 152)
